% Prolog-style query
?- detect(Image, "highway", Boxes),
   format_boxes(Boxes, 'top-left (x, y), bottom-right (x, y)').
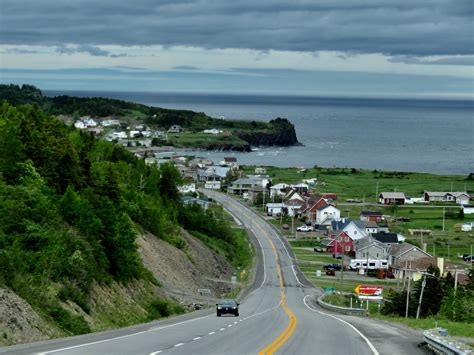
top-left (1, 191), bottom-right (427, 355)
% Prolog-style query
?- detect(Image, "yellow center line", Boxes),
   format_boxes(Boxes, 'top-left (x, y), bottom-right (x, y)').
top-left (252, 218), bottom-right (297, 355)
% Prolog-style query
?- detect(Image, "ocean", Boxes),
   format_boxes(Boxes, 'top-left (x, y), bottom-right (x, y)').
top-left (44, 91), bottom-right (474, 175)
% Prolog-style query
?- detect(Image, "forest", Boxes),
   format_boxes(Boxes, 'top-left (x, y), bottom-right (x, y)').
top-left (0, 101), bottom-right (251, 336)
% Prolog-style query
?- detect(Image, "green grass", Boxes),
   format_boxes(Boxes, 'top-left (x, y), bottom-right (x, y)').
top-left (296, 254), bottom-right (337, 263)
top-left (373, 314), bottom-right (474, 338)
top-left (241, 166), bottom-right (474, 202)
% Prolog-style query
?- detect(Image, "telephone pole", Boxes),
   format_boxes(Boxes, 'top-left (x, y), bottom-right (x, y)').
top-left (405, 276), bottom-right (411, 319)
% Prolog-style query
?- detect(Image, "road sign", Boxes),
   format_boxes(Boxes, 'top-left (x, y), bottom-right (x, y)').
top-left (316, 270), bottom-right (321, 277)
top-left (323, 287), bottom-right (335, 293)
top-left (198, 288), bottom-right (211, 295)
top-left (354, 285), bottom-right (384, 296)
top-left (231, 276), bottom-right (237, 284)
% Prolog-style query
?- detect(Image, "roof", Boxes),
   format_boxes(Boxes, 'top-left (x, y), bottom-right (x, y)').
top-left (392, 256), bottom-right (439, 271)
top-left (266, 203), bottom-right (285, 208)
top-left (224, 157), bottom-right (237, 162)
top-left (181, 196), bottom-right (209, 204)
top-left (271, 183), bottom-right (289, 190)
top-left (331, 219), bottom-right (352, 231)
top-left (372, 231), bottom-right (399, 244)
top-left (232, 178), bottom-right (260, 186)
top-left (286, 199), bottom-right (305, 207)
top-left (389, 243), bottom-right (431, 258)
top-left (425, 191), bottom-right (470, 198)
top-left (360, 211), bottom-right (383, 217)
top-left (363, 221), bottom-right (379, 228)
top-left (380, 192), bottom-right (406, 199)
top-left (356, 237), bottom-right (387, 251)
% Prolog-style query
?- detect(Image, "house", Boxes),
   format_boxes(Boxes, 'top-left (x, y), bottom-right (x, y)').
top-left (197, 166), bottom-right (230, 182)
top-left (203, 128), bottom-right (223, 134)
top-left (228, 178), bottom-right (261, 195)
top-left (371, 231), bottom-right (400, 245)
top-left (180, 196), bottom-right (209, 210)
top-left (331, 219), bottom-right (367, 241)
top-left (355, 237), bottom-right (389, 260)
top-left (326, 232), bottom-right (355, 255)
top-left (266, 203), bottom-right (286, 216)
top-left (290, 183), bottom-right (309, 195)
top-left (255, 167), bottom-right (266, 174)
top-left (388, 242), bottom-right (431, 267)
top-left (205, 181), bottom-right (221, 190)
top-left (220, 157), bottom-right (238, 169)
top-left (424, 191), bottom-right (470, 205)
top-left (269, 183), bottom-right (290, 198)
top-left (391, 256), bottom-right (444, 281)
top-left (285, 199), bottom-right (305, 217)
top-left (462, 205), bottom-right (474, 215)
top-left (379, 192), bottom-right (406, 205)
top-left (247, 175), bottom-right (272, 188)
top-left (360, 211), bottom-right (383, 223)
top-left (247, 186), bottom-right (267, 204)
top-left (316, 205), bottom-right (341, 225)
top-left (360, 220), bottom-right (379, 234)
top-left (284, 190), bottom-right (305, 203)
top-left (304, 196), bottom-right (329, 222)
top-left (168, 125), bottom-right (183, 133)
top-left (320, 193), bottom-right (337, 202)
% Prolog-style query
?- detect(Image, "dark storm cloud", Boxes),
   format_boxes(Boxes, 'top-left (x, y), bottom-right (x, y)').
top-left (1, 0), bottom-right (472, 56)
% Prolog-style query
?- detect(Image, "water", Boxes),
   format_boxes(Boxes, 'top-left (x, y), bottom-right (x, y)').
top-left (44, 91), bottom-right (474, 175)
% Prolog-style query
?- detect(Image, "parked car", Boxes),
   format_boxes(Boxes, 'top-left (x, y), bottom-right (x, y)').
top-left (216, 299), bottom-right (239, 317)
top-left (333, 253), bottom-right (342, 259)
top-left (325, 268), bottom-right (336, 276)
top-left (296, 225), bottom-right (313, 232)
top-left (313, 247), bottom-right (324, 253)
top-left (323, 263), bottom-right (342, 271)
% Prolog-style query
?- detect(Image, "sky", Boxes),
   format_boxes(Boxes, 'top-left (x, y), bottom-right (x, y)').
top-left (0, 0), bottom-right (473, 98)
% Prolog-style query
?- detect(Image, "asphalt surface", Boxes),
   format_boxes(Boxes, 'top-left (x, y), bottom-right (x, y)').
top-left (1, 191), bottom-right (428, 355)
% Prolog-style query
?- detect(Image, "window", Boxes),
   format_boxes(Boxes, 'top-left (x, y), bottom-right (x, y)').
top-left (345, 236), bottom-right (350, 242)
top-left (354, 231), bottom-right (357, 235)
top-left (345, 246), bottom-right (351, 252)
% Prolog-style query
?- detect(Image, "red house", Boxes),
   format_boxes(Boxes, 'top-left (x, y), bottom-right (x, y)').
top-left (304, 197), bottom-right (329, 222)
top-left (325, 232), bottom-right (354, 255)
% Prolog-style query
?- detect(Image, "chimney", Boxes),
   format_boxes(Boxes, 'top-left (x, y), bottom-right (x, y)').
top-left (437, 257), bottom-right (444, 274)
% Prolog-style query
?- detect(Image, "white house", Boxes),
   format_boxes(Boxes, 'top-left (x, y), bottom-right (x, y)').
top-left (331, 219), bottom-right (367, 241)
top-left (462, 205), bottom-right (474, 215)
top-left (74, 121), bottom-right (86, 129)
top-left (424, 191), bottom-right (470, 205)
top-left (168, 125), bottom-right (183, 133)
top-left (178, 184), bottom-right (196, 194)
top-left (203, 128), bottom-right (223, 134)
top-left (316, 205), bottom-right (341, 225)
top-left (266, 203), bottom-right (286, 216)
top-left (204, 181), bottom-right (221, 190)
top-left (270, 183), bottom-right (290, 198)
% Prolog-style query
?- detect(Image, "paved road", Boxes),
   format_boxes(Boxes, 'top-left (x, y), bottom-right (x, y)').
top-left (1, 191), bottom-right (427, 355)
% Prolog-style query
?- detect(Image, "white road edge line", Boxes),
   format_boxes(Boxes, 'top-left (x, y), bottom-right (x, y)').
top-left (149, 351), bottom-right (162, 355)
top-left (219, 327), bottom-right (225, 331)
top-left (193, 336), bottom-right (201, 340)
top-left (38, 315), bottom-right (211, 354)
top-left (209, 331), bottom-right (215, 335)
top-left (174, 343), bottom-right (184, 347)
top-left (303, 295), bottom-right (379, 355)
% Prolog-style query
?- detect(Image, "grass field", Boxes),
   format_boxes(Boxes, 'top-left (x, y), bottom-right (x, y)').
top-left (167, 132), bottom-right (247, 148)
top-left (242, 166), bottom-right (474, 202)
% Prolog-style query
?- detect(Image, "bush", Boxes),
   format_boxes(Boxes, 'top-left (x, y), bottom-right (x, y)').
top-left (47, 306), bottom-right (90, 335)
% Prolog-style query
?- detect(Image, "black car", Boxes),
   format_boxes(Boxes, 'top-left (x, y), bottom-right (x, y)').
top-left (216, 299), bottom-right (239, 317)
top-left (323, 263), bottom-right (342, 271)
top-left (313, 247), bottom-right (324, 253)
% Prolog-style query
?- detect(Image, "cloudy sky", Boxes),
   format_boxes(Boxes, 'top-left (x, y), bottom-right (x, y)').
top-left (1, 0), bottom-right (473, 98)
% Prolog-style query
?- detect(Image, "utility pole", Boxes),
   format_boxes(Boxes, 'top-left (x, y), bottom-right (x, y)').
top-left (375, 181), bottom-right (379, 202)
top-left (405, 276), bottom-right (411, 319)
top-left (442, 207), bottom-right (445, 232)
top-left (416, 275), bottom-right (427, 320)
top-left (453, 270), bottom-right (459, 320)
top-left (340, 237), bottom-right (345, 288)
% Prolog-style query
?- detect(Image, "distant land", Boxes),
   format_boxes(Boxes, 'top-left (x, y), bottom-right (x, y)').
top-left (0, 84), bottom-right (300, 152)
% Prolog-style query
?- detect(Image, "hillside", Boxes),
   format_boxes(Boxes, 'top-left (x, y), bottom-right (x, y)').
top-left (0, 102), bottom-right (252, 346)
top-left (0, 84), bottom-right (300, 150)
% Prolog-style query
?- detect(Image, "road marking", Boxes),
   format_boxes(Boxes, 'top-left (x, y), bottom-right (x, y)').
top-left (303, 295), bottom-right (379, 355)
top-left (174, 343), bottom-right (184, 347)
top-left (193, 336), bottom-right (201, 340)
top-left (227, 324), bottom-right (233, 327)
top-left (208, 331), bottom-right (215, 335)
top-left (256, 228), bottom-right (297, 355)
top-left (149, 351), bottom-right (162, 355)
top-left (219, 327), bottom-right (225, 331)
top-left (37, 315), bottom-right (211, 354)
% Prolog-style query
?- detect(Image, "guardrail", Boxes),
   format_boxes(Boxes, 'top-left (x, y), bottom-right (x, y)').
top-left (423, 328), bottom-right (473, 355)
top-left (316, 293), bottom-right (368, 316)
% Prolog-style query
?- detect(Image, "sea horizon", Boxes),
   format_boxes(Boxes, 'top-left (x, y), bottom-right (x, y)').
top-left (43, 89), bottom-right (474, 176)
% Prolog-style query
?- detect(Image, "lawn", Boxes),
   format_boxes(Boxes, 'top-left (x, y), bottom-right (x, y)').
top-left (167, 132), bottom-right (247, 148)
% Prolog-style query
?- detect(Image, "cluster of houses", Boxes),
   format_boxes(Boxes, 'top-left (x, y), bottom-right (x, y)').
top-left (378, 191), bottom-right (471, 206)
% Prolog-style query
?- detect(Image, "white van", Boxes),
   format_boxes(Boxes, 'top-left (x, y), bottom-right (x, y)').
top-left (461, 224), bottom-right (472, 232)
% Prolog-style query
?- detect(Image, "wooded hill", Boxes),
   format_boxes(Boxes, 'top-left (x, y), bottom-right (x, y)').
top-left (0, 84), bottom-right (299, 148)
top-left (0, 101), bottom-right (251, 341)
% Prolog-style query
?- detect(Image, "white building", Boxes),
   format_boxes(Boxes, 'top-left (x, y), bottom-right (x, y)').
top-left (315, 205), bottom-right (341, 225)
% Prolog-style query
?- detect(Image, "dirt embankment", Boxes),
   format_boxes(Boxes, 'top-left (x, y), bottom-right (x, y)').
top-left (137, 229), bottom-right (234, 304)
top-left (0, 230), bottom-right (235, 346)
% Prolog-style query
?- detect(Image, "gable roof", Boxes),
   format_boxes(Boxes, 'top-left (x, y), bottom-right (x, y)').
top-left (392, 256), bottom-right (439, 271)
top-left (380, 192), bottom-right (406, 199)
top-left (389, 243), bottom-right (431, 258)
top-left (331, 219), bottom-right (351, 231)
top-left (372, 231), bottom-right (399, 244)
top-left (363, 221), bottom-right (379, 228)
